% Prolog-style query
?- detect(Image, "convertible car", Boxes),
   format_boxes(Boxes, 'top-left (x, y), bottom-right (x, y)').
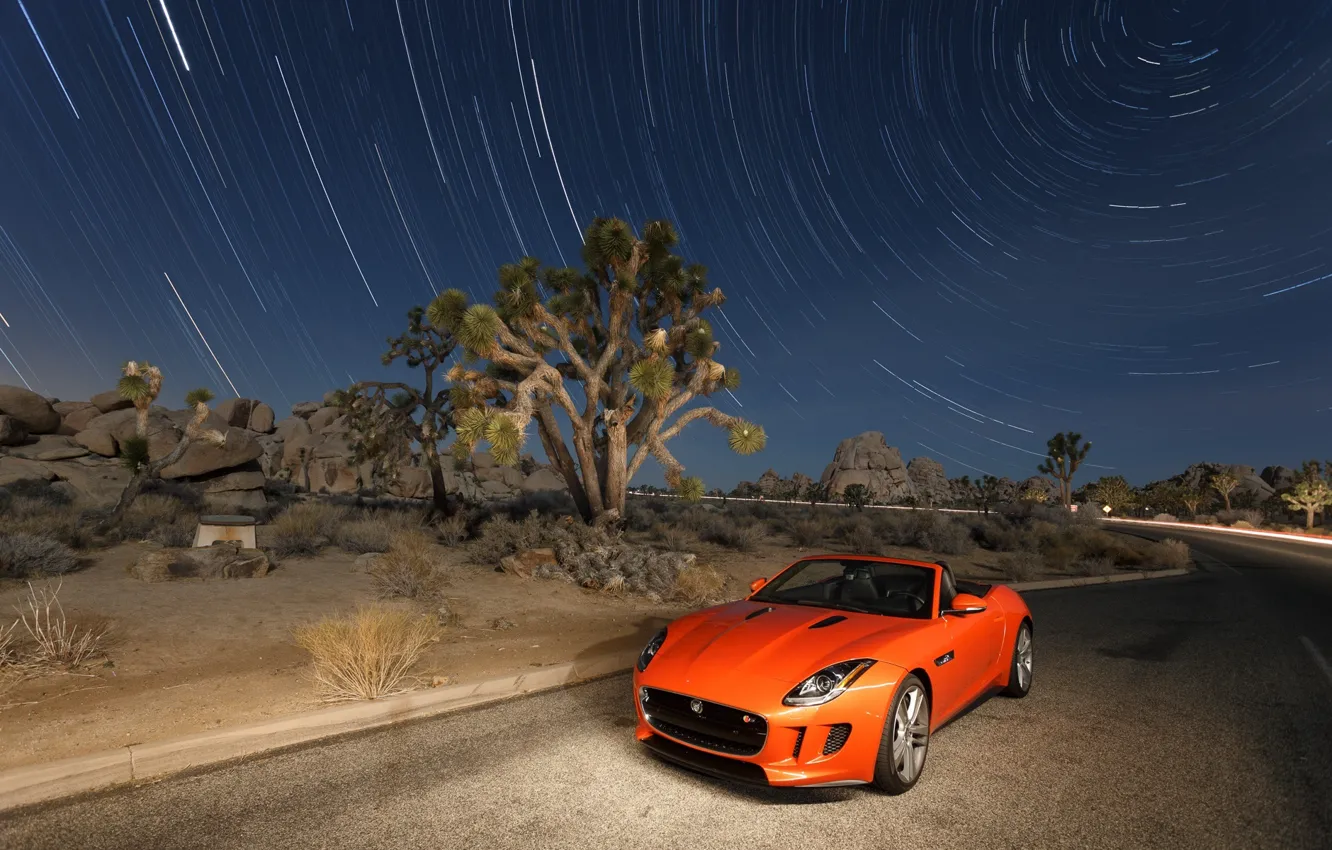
top-left (633, 555), bottom-right (1033, 793)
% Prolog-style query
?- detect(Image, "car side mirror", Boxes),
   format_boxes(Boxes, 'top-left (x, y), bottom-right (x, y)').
top-left (942, 593), bottom-right (987, 616)
top-left (749, 577), bottom-right (768, 594)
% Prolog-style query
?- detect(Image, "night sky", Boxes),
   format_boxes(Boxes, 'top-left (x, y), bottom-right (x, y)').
top-left (3, 1), bottom-right (1331, 490)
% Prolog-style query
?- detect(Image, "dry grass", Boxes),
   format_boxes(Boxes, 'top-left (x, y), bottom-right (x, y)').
top-left (14, 581), bottom-right (108, 670)
top-left (267, 502), bottom-right (349, 558)
top-left (672, 562), bottom-right (728, 605)
top-left (0, 533), bottom-right (79, 579)
top-left (789, 518), bottom-right (829, 548)
top-left (293, 605), bottom-right (440, 701)
top-left (122, 494), bottom-right (199, 547)
top-left (997, 551), bottom-right (1041, 583)
top-left (699, 517), bottom-right (763, 552)
top-left (1152, 539), bottom-right (1193, 571)
top-left (335, 510), bottom-right (422, 554)
top-left (435, 513), bottom-right (469, 546)
top-left (650, 523), bottom-right (694, 552)
top-left (368, 531), bottom-right (448, 602)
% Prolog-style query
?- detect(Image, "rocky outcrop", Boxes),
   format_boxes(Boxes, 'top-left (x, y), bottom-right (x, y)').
top-left (820, 432), bottom-right (916, 503)
top-left (54, 401), bottom-right (100, 435)
top-left (129, 542), bottom-right (270, 582)
top-left (89, 389), bottom-right (133, 414)
top-left (1177, 462), bottom-right (1274, 502)
top-left (1261, 465), bottom-right (1296, 493)
top-left (906, 457), bottom-right (949, 506)
top-left (159, 427), bottom-right (262, 479)
top-left (0, 386), bottom-right (59, 434)
top-left (0, 415), bottom-right (28, 447)
top-left (290, 401), bottom-right (320, 419)
top-left (248, 403), bottom-right (275, 434)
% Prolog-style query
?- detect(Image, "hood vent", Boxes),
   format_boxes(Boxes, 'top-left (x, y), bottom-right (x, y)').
top-left (809, 615), bottom-right (847, 629)
top-left (744, 607), bottom-right (774, 621)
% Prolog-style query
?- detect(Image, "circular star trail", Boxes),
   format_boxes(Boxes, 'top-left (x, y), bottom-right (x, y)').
top-left (2, 0), bottom-right (1330, 485)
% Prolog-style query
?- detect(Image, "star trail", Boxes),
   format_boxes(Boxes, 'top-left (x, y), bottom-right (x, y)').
top-left (2, 0), bottom-right (1331, 486)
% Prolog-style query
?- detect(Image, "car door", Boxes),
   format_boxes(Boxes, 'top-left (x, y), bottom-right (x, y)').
top-left (929, 610), bottom-right (994, 723)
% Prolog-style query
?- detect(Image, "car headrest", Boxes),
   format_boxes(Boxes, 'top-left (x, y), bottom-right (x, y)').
top-left (844, 565), bottom-right (873, 582)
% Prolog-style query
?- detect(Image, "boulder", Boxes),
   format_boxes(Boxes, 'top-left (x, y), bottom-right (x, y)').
top-left (274, 416), bottom-right (311, 442)
top-left (1261, 466), bottom-right (1297, 492)
top-left (198, 467), bottom-right (266, 492)
top-left (314, 458), bottom-right (361, 493)
top-left (521, 468), bottom-right (567, 493)
top-left (480, 479), bottom-right (515, 499)
top-left (0, 385), bottom-right (59, 434)
top-left (0, 456), bottom-right (55, 487)
top-left (472, 451), bottom-right (496, 470)
top-left (90, 389), bottom-right (133, 414)
top-left (906, 457), bottom-right (950, 506)
top-left (248, 403), bottom-right (275, 434)
top-left (158, 427), bottom-right (262, 479)
top-left (131, 543), bottom-right (270, 581)
top-left (215, 398), bottom-right (254, 428)
top-left (322, 390), bottom-right (340, 406)
top-left (54, 402), bottom-right (100, 435)
top-left (74, 429), bottom-right (118, 457)
top-left (86, 409), bottom-right (182, 460)
top-left (307, 407), bottom-right (341, 432)
top-left (202, 488), bottom-right (267, 514)
top-left (7, 434), bottom-right (78, 459)
top-left (44, 459), bottom-right (131, 504)
top-left (256, 434), bottom-right (285, 477)
top-left (819, 432), bottom-right (916, 503)
top-left (164, 408), bottom-right (229, 435)
top-left (290, 401), bottom-right (320, 419)
top-left (387, 466), bottom-right (433, 500)
top-left (0, 415), bottom-right (28, 446)
top-left (37, 446), bottom-right (90, 462)
top-left (499, 547), bottom-right (558, 579)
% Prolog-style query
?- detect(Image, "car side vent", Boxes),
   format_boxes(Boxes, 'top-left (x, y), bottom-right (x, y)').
top-left (792, 727), bottom-right (806, 759)
top-left (744, 607), bottom-right (774, 621)
top-left (809, 615), bottom-right (847, 629)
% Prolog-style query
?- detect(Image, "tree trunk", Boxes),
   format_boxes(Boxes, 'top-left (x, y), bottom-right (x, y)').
top-left (535, 406), bottom-right (592, 522)
top-left (1223, 492), bottom-right (1232, 511)
top-left (425, 451), bottom-right (455, 519)
top-left (99, 472), bottom-right (146, 533)
top-left (602, 420), bottom-right (629, 520)
top-left (1307, 506), bottom-right (1316, 529)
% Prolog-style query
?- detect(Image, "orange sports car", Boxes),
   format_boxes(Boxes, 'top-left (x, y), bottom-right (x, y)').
top-left (633, 555), bottom-right (1033, 793)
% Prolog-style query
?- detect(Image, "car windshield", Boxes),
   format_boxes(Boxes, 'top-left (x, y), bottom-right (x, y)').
top-left (751, 558), bottom-right (935, 619)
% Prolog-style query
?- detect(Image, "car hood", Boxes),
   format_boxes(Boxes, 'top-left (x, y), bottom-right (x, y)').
top-left (652, 600), bottom-right (930, 689)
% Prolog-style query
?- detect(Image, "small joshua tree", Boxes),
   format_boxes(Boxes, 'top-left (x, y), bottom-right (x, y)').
top-left (333, 306), bottom-right (458, 518)
top-left (1037, 431), bottom-right (1091, 508)
top-left (433, 217), bottom-right (765, 525)
top-left (1209, 471), bottom-right (1240, 512)
top-left (1282, 478), bottom-right (1332, 530)
top-left (1020, 485), bottom-right (1049, 504)
top-left (1179, 486), bottom-right (1207, 517)
top-left (842, 483), bottom-right (873, 512)
top-left (1090, 475), bottom-right (1137, 515)
top-left (975, 475), bottom-right (1002, 514)
top-left (803, 480), bottom-right (831, 507)
top-left (102, 362), bottom-right (225, 531)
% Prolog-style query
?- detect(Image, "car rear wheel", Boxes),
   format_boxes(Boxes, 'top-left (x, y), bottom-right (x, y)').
top-left (872, 674), bottom-right (930, 794)
top-left (1001, 621), bottom-right (1033, 698)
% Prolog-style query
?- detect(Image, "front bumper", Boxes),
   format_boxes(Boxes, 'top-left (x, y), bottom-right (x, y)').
top-left (632, 664), bottom-right (905, 787)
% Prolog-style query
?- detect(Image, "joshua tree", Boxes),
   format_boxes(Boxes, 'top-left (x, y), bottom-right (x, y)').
top-left (975, 475), bottom-right (1002, 514)
top-left (804, 480), bottom-right (831, 507)
top-left (1179, 486), bottom-right (1207, 517)
top-left (1020, 485), bottom-right (1049, 504)
top-left (1282, 478), bottom-right (1332, 530)
top-left (333, 306), bottom-right (458, 518)
top-left (1090, 475), bottom-right (1137, 515)
top-left (1141, 480), bottom-right (1184, 515)
top-left (1037, 431), bottom-right (1091, 508)
top-left (1209, 471), bottom-right (1240, 512)
top-left (842, 483), bottom-right (873, 511)
top-left (101, 361), bottom-right (226, 531)
top-left (433, 217), bottom-right (765, 525)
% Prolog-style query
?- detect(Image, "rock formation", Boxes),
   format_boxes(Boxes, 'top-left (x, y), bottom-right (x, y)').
top-left (819, 432), bottom-right (916, 503)
top-left (906, 457), bottom-right (950, 506)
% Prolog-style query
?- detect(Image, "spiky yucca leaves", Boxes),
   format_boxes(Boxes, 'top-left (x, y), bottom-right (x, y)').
top-left (676, 477), bottom-right (705, 503)
top-left (1037, 431), bottom-right (1091, 507)
top-left (1281, 478), bottom-right (1332, 529)
top-left (119, 435), bottom-right (150, 474)
top-left (333, 306), bottom-right (459, 517)
top-left (436, 217), bottom-right (767, 524)
top-left (118, 360), bottom-right (164, 438)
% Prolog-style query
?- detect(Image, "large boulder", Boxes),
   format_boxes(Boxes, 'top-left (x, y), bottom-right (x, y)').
top-left (214, 398), bottom-right (254, 428)
top-left (290, 401), bottom-right (320, 419)
top-left (90, 389), bottom-right (134, 414)
top-left (158, 427), bottom-right (262, 479)
top-left (255, 434), bottom-right (284, 478)
top-left (74, 429), bottom-right (118, 457)
top-left (521, 468), bottom-right (567, 493)
top-left (819, 432), bottom-right (916, 503)
top-left (87, 409), bottom-right (182, 461)
top-left (307, 407), bottom-right (341, 432)
top-left (0, 385), bottom-right (59, 434)
top-left (130, 543), bottom-right (270, 581)
top-left (53, 401), bottom-right (100, 435)
top-left (1261, 466), bottom-right (1297, 493)
top-left (0, 456), bottom-right (55, 487)
top-left (274, 416), bottom-right (311, 442)
top-left (44, 458), bottom-right (131, 504)
top-left (0, 415), bottom-right (28, 447)
top-left (906, 457), bottom-right (950, 506)
top-left (387, 466), bottom-right (433, 500)
top-left (1177, 462), bottom-right (1274, 502)
top-left (247, 403), bottom-right (275, 434)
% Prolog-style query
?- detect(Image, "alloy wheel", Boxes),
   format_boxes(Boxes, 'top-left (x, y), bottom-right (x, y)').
top-left (891, 685), bottom-right (929, 783)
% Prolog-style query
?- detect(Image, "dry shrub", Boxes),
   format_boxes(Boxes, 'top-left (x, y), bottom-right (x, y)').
top-left (121, 494), bottom-right (199, 547)
top-left (0, 533), bottom-right (78, 579)
top-left (997, 551), bottom-right (1041, 582)
top-left (651, 523), bottom-right (694, 553)
top-left (293, 605), bottom-right (440, 701)
top-left (0, 482), bottom-right (93, 550)
top-left (1153, 514), bottom-right (1179, 523)
top-left (336, 513), bottom-right (413, 554)
top-left (1217, 509), bottom-right (1263, 528)
top-left (673, 562), bottom-right (728, 605)
top-left (14, 581), bottom-right (108, 670)
top-left (622, 500), bottom-right (657, 532)
top-left (1151, 539), bottom-right (1192, 571)
top-left (369, 531), bottom-right (447, 602)
top-left (0, 617), bottom-right (31, 697)
top-left (435, 513), bottom-right (469, 546)
top-left (700, 517), bottom-right (762, 552)
top-left (1076, 556), bottom-right (1117, 577)
top-left (836, 517), bottom-right (881, 554)
top-left (907, 512), bottom-right (975, 555)
top-left (267, 502), bottom-right (348, 558)
top-left (790, 517), bottom-right (829, 548)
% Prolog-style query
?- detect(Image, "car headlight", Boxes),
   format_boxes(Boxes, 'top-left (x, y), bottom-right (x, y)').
top-left (783, 659), bottom-right (876, 706)
top-left (637, 627), bottom-right (668, 672)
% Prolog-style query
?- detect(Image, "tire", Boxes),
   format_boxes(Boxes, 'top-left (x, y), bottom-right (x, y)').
top-left (1001, 621), bottom-right (1033, 698)
top-left (872, 674), bottom-right (930, 794)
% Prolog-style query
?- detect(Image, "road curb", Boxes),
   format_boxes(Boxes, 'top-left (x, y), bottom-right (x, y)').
top-left (1007, 567), bottom-right (1192, 592)
top-left (1105, 517), bottom-right (1332, 547)
top-left (0, 650), bottom-right (637, 813)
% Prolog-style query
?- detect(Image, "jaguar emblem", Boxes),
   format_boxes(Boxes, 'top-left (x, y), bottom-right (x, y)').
top-left (689, 699), bottom-right (703, 714)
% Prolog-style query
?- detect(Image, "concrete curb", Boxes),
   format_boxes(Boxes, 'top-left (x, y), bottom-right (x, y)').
top-left (1006, 567), bottom-right (1192, 592)
top-left (0, 650), bottom-right (637, 813)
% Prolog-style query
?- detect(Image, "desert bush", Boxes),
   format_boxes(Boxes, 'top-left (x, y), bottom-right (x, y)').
top-left (790, 517), bottom-right (829, 548)
top-left (905, 511), bottom-right (975, 555)
top-left (1076, 556), bottom-right (1117, 577)
top-left (0, 534), bottom-right (78, 579)
top-left (14, 581), bottom-right (107, 670)
top-left (1217, 509), bottom-right (1263, 528)
top-left (368, 531), bottom-right (447, 602)
top-left (997, 551), bottom-right (1041, 582)
top-left (335, 510), bottom-right (422, 554)
top-left (1194, 514), bottom-right (1218, 525)
top-left (557, 543), bottom-right (695, 599)
top-left (293, 605), bottom-right (440, 701)
top-left (670, 505), bottom-right (716, 533)
top-left (622, 499), bottom-right (657, 532)
top-left (836, 517), bottom-right (881, 554)
top-left (119, 493), bottom-right (193, 541)
top-left (497, 490), bottom-right (578, 520)
top-left (650, 523), bottom-right (694, 553)
top-left (672, 562), bottom-right (728, 605)
top-left (1, 479), bottom-right (71, 508)
top-left (435, 513), bottom-right (469, 546)
top-left (700, 517), bottom-right (762, 552)
top-left (267, 502), bottom-right (349, 558)
top-left (1151, 539), bottom-right (1192, 571)
top-left (1153, 514), bottom-right (1178, 522)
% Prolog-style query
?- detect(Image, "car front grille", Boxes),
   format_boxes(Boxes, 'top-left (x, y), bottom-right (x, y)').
top-left (823, 723), bottom-right (852, 755)
top-left (641, 688), bottom-right (767, 757)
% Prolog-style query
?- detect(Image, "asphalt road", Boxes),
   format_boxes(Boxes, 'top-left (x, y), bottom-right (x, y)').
top-left (2, 530), bottom-right (1330, 850)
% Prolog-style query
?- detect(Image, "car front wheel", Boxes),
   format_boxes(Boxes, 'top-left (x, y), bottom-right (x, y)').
top-left (1001, 621), bottom-right (1033, 698)
top-left (872, 674), bottom-right (930, 794)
